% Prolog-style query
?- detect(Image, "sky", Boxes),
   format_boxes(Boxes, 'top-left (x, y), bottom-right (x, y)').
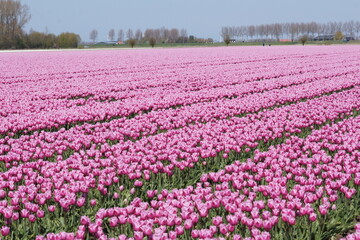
top-left (21, 0), bottom-right (360, 42)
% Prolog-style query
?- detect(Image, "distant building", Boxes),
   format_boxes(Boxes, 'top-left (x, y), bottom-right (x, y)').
top-left (313, 34), bottom-right (354, 41)
top-left (313, 35), bottom-right (334, 41)
top-left (279, 39), bottom-right (291, 42)
top-left (105, 41), bottom-right (118, 45)
top-left (344, 36), bottom-right (355, 41)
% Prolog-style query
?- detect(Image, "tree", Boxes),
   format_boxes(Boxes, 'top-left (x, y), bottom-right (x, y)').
top-left (149, 37), bottom-right (156, 48)
top-left (26, 31), bottom-right (43, 48)
top-left (154, 29), bottom-right (161, 42)
top-left (247, 25), bottom-right (255, 40)
top-left (89, 29), bottom-right (98, 43)
top-left (0, 0), bottom-right (31, 48)
top-left (272, 23), bottom-right (282, 41)
top-left (126, 29), bottom-right (134, 40)
top-left (169, 28), bottom-right (179, 43)
top-left (160, 27), bottom-right (170, 43)
top-left (308, 22), bottom-right (319, 39)
top-left (144, 28), bottom-right (154, 40)
top-left (117, 29), bottom-right (124, 42)
top-left (221, 27), bottom-right (230, 39)
top-left (343, 20), bottom-right (355, 38)
top-left (355, 21), bottom-right (360, 39)
top-left (334, 31), bottom-right (344, 41)
top-left (179, 28), bottom-right (188, 43)
top-left (289, 23), bottom-right (299, 41)
top-left (108, 29), bottom-right (115, 41)
top-left (25, 31), bottom-right (56, 48)
top-left (43, 33), bottom-right (56, 48)
top-left (299, 35), bottom-right (308, 45)
top-left (135, 29), bottom-right (142, 42)
top-left (57, 32), bottom-right (81, 48)
top-left (127, 38), bottom-right (136, 48)
top-left (223, 35), bottom-right (231, 46)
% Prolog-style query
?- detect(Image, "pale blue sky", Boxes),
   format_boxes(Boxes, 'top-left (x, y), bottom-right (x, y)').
top-left (21, 0), bottom-right (360, 42)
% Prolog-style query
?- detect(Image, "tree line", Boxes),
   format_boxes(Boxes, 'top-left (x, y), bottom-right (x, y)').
top-left (25, 31), bottom-right (81, 49)
top-left (89, 27), bottom-right (190, 47)
top-left (0, 0), bottom-right (80, 49)
top-left (221, 20), bottom-right (360, 42)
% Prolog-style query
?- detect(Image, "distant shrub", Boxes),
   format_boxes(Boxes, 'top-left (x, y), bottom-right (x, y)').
top-left (299, 35), bottom-right (308, 46)
top-left (149, 38), bottom-right (156, 48)
top-left (334, 31), bottom-right (344, 41)
top-left (127, 39), bottom-right (136, 48)
top-left (223, 35), bottom-right (231, 46)
top-left (57, 32), bottom-right (81, 48)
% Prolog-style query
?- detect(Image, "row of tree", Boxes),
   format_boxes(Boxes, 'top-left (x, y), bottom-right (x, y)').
top-left (221, 21), bottom-right (360, 42)
top-left (90, 27), bottom-right (189, 45)
top-left (0, 0), bottom-right (80, 49)
top-left (1, 29), bottom-right (81, 49)
top-left (25, 31), bottom-right (81, 49)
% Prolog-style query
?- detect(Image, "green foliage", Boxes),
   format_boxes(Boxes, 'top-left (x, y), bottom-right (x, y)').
top-left (334, 31), bottom-right (344, 41)
top-left (127, 38), bottom-right (136, 48)
top-left (299, 35), bottom-right (308, 46)
top-left (56, 32), bottom-right (81, 48)
top-left (25, 31), bottom-right (57, 48)
top-left (223, 34), bottom-right (231, 46)
top-left (23, 31), bottom-right (82, 49)
top-left (149, 37), bottom-right (156, 48)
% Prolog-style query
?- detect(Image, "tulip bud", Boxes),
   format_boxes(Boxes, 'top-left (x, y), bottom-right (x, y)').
top-left (309, 212), bottom-right (317, 222)
top-left (1, 226), bottom-right (10, 236)
top-left (90, 199), bottom-right (97, 206)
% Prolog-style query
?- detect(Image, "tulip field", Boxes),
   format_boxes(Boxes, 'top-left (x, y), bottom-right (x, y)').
top-left (1, 45), bottom-right (360, 240)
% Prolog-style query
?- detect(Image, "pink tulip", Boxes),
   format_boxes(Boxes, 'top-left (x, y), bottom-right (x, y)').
top-left (309, 213), bottom-right (317, 222)
top-left (80, 216), bottom-right (91, 225)
top-left (29, 214), bottom-right (36, 223)
top-left (48, 205), bottom-right (56, 212)
top-left (175, 225), bottom-right (184, 235)
top-left (1, 226), bottom-right (10, 236)
top-left (90, 199), bottom-right (97, 206)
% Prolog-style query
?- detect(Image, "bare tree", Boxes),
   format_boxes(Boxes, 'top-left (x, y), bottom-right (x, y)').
top-left (144, 28), bottom-right (154, 40)
top-left (0, 0), bottom-right (31, 48)
top-left (108, 28), bottom-right (115, 41)
top-left (246, 25), bottom-right (254, 40)
top-left (135, 29), bottom-right (142, 42)
top-left (126, 29), bottom-right (136, 47)
top-left (308, 22), bottom-right (318, 39)
top-left (272, 23), bottom-right (282, 41)
top-left (343, 20), bottom-right (355, 38)
top-left (126, 29), bottom-right (134, 40)
top-left (289, 23), bottom-right (299, 41)
top-left (238, 26), bottom-right (247, 41)
top-left (89, 29), bottom-right (98, 42)
top-left (117, 29), bottom-right (124, 42)
top-left (160, 27), bottom-right (169, 42)
top-left (355, 21), bottom-right (360, 39)
top-left (221, 27), bottom-right (231, 41)
top-left (221, 20), bottom-right (359, 43)
top-left (169, 28), bottom-right (179, 43)
top-left (154, 29), bottom-right (161, 42)
top-left (179, 28), bottom-right (188, 43)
